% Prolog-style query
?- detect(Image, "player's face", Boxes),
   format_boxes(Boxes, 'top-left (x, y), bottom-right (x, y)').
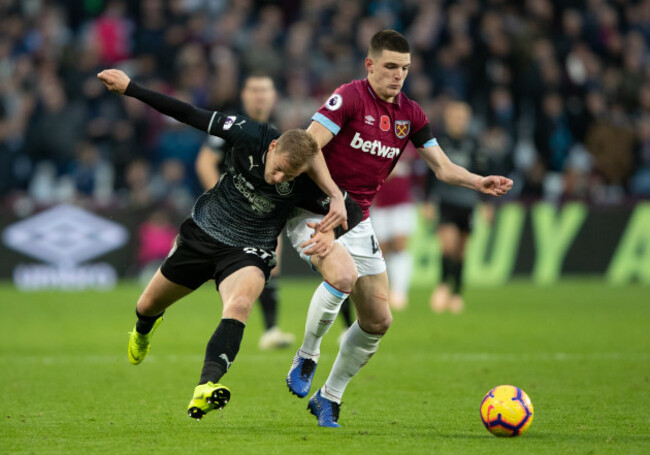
top-left (241, 77), bottom-right (276, 122)
top-left (264, 141), bottom-right (307, 185)
top-left (366, 50), bottom-right (411, 102)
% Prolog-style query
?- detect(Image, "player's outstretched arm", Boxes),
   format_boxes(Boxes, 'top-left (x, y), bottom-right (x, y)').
top-left (418, 144), bottom-right (513, 196)
top-left (305, 121), bottom-right (348, 232)
top-left (97, 69), bottom-right (214, 133)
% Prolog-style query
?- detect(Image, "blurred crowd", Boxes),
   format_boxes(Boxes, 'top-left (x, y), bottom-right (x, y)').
top-left (2, 0), bottom-right (650, 217)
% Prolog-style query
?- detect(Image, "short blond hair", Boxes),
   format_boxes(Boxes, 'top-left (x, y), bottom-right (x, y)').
top-left (275, 129), bottom-right (319, 170)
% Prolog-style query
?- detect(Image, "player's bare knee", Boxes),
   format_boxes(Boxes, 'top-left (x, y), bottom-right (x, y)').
top-left (337, 267), bottom-right (358, 292)
top-left (222, 295), bottom-right (254, 321)
top-left (359, 314), bottom-right (392, 335)
top-left (322, 265), bottom-right (357, 293)
top-left (136, 293), bottom-right (160, 316)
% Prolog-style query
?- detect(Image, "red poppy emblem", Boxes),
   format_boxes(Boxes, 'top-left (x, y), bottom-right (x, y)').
top-left (380, 115), bottom-right (390, 132)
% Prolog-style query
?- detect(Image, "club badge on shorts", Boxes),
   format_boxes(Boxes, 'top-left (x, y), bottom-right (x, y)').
top-left (395, 120), bottom-right (410, 139)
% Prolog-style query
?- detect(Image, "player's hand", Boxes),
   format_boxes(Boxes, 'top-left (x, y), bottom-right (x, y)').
top-left (97, 69), bottom-right (130, 94)
top-left (477, 175), bottom-right (513, 196)
top-left (300, 222), bottom-right (335, 258)
top-left (319, 193), bottom-right (348, 232)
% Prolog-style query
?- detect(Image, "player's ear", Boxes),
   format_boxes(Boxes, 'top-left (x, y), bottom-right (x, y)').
top-left (268, 139), bottom-right (277, 154)
top-left (365, 57), bottom-right (374, 73)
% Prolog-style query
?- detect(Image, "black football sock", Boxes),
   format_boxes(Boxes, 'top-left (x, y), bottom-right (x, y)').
top-left (340, 297), bottom-right (354, 328)
top-left (135, 309), bottom-right (164, 334)
top-left (451, 259), bottom-right (464, 295)
top-left (258, 280), bottom-right (278, 330)
top-left (441, 256), bottom-right (454, 284)
top-left (199, 318), bottom-right (245, 384)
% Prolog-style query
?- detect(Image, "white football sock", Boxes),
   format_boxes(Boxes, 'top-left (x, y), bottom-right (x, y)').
top-left (387, 250), bottom-right (412, 298)
top-left (321, 321), bottom-right (382, 403)
top-left (298, 281), bottom-right (348, 360)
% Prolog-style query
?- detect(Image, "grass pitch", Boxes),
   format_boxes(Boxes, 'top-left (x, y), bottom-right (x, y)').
top-left (1, 279), bottom-right (649, 454)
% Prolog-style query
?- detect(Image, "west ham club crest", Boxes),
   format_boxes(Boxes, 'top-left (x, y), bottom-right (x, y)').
top-left (395, 120), bottom-right (410, 139)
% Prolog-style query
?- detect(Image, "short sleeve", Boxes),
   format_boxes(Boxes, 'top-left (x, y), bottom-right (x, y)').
top-left (311, 83), bottom-right (357, 136)
top-left (410, 103), bottom-right (438, 149)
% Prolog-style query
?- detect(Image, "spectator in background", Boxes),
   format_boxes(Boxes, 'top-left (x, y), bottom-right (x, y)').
top-left (630, 115), bottom-right (650, 196)
top-left (150, 158), bottom-right (195, 214)
top-left (136, 209), bottom-right (177, 285)
top-left (24, 76), bottom-right (83, 174)
top-left (534, 92), bottom-right (574, 200)
top-left (69, 140), bottom-right (114, 204)
top-left (154, 90), bottom-right (205, 196)
top-left (86, 0), bottom-right (133, 66)
top-left (0, 0), bottom-right (649, 212)
top-left (584, 102), bottom-right (636, 202)
top-left (122, 158), bottom-right (155, 208)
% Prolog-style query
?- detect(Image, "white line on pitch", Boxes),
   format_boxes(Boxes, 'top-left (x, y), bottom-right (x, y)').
top-left (1, 352), bottom-right (648, 365)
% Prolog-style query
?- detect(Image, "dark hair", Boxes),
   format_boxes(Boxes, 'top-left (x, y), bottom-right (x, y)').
top-left (243, 71), bottom-right (276, 88)
top-left (275, 129), bottom-right (319, 170)
top-left (368, 30), bottom-right (410, 57)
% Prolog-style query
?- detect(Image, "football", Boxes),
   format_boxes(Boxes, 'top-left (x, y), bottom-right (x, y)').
top-left (480, 385), bottom-right (534, 437)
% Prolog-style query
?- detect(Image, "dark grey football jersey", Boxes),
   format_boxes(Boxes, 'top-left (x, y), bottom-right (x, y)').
top-left (430, 135), bottom-right (481, 208)
top-left (121, 80), bottom-right (360, 250)
top-left (192, 112), bottom-right (319, 250)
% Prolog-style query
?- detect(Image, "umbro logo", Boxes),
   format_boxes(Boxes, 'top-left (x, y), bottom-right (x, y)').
top-left (364, 115), bottom-right (375, 125)
top-left (2, 204), bottom-right (128, 266)
top-left (1, 204), bottom-right (129, 290)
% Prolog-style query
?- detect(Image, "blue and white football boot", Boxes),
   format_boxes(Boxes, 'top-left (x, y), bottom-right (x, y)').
top-left (286, 351), bottom-right (317, 398)
top-left (307, 389), bottom-right (341, 428)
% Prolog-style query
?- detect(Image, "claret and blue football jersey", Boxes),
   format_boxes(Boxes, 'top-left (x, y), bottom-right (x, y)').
top-left (312, 78), bottom-right (437, 219)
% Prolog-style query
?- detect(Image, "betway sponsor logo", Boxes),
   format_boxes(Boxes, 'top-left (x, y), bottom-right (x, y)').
top-left (350, 132), bottom-right (400, 159)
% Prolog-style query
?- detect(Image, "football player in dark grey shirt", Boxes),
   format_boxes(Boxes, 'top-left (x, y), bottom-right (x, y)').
top-left (97, 69), bottom-right (360, 421)
top-left (426, 101), bottom-right (483, 314)
top-left (194, 75), bottom-right (294, 351)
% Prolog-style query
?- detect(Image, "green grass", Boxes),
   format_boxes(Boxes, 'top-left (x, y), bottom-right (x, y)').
top-left (1, 279), bottom-right (649, 454)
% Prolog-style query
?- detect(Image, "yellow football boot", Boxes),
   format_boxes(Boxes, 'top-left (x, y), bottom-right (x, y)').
top-left (187, 382), bottom-right (231, 420)
top-left (127, 317), bottom-right (163, 365)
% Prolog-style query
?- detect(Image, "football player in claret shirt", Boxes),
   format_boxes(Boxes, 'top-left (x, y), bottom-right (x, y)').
top-left (97, 69), bottom-right (359, 421)
top-left (285, 30), bottom-right (513, 427)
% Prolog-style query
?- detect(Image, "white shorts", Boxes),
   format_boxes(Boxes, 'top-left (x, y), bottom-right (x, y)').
top-left (286, 209), bottom-right (386, 278)
top-left (370, 203), bottom-right (416, 243)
